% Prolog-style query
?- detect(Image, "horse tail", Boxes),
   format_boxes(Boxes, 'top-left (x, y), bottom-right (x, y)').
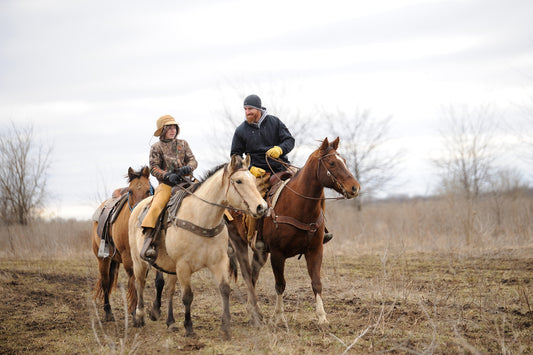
top-left (109, 259), bottom-right (120, 294)
top-left (229, 253), bottom-right (238, 283)
top-left (127, 274), bottom-right (137, 314)
top-left (92, 259), bottom-right (120, 301)
top-left (93, 279), bottom-right (104, 301)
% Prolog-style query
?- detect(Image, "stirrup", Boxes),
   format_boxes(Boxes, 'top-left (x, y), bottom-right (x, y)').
top-left (140, 230), bottom-right (156, 263)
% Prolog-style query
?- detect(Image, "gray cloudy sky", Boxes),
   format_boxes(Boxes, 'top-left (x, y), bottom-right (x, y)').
top-left (1, 0), bottom-right (532, 220)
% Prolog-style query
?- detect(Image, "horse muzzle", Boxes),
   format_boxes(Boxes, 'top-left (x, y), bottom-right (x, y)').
top-left (344, 184), bottom-right (360, 199)
top-left (250, 201), bottom-right (268, 218)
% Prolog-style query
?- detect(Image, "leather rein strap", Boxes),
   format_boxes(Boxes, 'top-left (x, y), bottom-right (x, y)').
top-left (272, 210), bottom-right (324, 233)
top-left (174, 218), bottom-right (226, 237)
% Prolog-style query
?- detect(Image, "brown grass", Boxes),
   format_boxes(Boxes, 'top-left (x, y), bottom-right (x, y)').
top-left (0, 194), bottom-right (532, 354)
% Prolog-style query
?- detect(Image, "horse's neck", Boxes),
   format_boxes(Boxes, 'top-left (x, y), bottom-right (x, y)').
top-left (287, 159), bottom-right (324, 211)
top-left (179, 170), bottom-right (226, 227)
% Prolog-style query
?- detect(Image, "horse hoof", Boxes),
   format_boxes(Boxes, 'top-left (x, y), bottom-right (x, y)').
top-left (167, 323), bottom-right (179, 332)
top-left (104, 313), bottom-right (115, 322)
top-left (133, 318), bottom-right (145, 328)
top-left (220, 330), bottom-right (231, 341)
top-left (185, 330), bottom-right (198, 338)
top-left (149, 309), bottom-right (161, 321)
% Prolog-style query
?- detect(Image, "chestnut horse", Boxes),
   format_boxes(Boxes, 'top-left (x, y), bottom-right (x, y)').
top-left (129, 155), bottom-right (267, 339)
top-left (91, 166), bottom-right (163, 321)
top-left (227, 137), bottom-right (360, 327)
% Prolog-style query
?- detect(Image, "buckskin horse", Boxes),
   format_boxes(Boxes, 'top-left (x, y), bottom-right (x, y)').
top-left (129, 155), bottom-right (267, 339)
top-left (91, 166), bottom-right (165, 322)
top-left (227, 137), bottom-right (360, 328)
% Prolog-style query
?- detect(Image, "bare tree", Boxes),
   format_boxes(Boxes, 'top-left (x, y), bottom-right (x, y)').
top-left (433, 104), bottom-right (499, 200)
top-left (0, 122), bottom-right (52, 225)
top-left (326, 108), bottom-right (403, 210)
top-left (433, 104), bottom-right (500, 246)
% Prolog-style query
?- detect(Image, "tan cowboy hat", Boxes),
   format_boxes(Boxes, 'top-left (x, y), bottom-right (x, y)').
top-left (153, 115), bottom-right (179, 137)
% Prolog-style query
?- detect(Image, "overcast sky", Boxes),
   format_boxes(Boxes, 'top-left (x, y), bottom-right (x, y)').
top-left (1, 0), bottom-right (532, 220)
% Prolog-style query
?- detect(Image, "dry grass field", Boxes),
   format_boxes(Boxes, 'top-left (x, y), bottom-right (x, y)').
top-left (1, 194), bottom-right (532, 354)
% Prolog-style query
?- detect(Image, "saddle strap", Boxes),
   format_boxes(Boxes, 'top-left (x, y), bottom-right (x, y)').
top-left (273, 210), bottom-right (324, 233)
top-left (174, 218), bottom-right (226, 237)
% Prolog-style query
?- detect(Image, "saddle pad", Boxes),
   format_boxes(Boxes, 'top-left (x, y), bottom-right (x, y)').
top-left (267, 178), bottom-right (291, 209)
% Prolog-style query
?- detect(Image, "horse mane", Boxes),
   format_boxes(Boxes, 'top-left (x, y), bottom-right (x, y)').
top-left (188, 163), bottom-right (228, 193)
top-left (126, 166), bottom-right (149, 182)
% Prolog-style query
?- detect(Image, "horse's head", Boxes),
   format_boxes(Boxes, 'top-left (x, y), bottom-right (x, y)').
top-left (316, 137), bottom-right (360, 198)
top-left (127, 166), bottom-right (152, 206)
top-left (225, 155), bottom-right (268, 217)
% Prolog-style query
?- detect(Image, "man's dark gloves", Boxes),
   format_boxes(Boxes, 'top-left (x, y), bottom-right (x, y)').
top-left (177, 166), bottom-right (192, 176)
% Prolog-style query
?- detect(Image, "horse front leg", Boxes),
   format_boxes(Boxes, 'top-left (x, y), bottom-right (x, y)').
top-left (133, 264), bottom-right (148, 327)
top-left (177, 269), bottom-right (195, 337)
top-left (234, 236), bottom-right (263, 327)
top-left (210, 257), bottom-right (232, 340)
top-left (305, 247), bottom-right (329, 326)
top-left (269, 252), bottom-right (288, 330)
top-left (149, 271), bottom-right (165, 321)
top-left (163, 274), bottom-right (178, 331)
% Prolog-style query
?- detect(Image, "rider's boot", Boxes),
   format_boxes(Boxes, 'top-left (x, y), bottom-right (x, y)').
top-left (323, 226), bottom-right (333, 244)
top-left (140, 227), bottom-right (157, 262)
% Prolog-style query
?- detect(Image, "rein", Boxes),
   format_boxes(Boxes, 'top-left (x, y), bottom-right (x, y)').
top-left (171, 167), bottom-right (256, 213)
top-left (264, 154), bottom-right (348, 202)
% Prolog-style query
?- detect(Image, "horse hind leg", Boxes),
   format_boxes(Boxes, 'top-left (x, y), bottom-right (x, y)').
top-left (95, 257), bottom-right (116, 322)
top-left (149, 271), bottom-right (165, 321)
top-left (163, 274), bottom-right (179, 331)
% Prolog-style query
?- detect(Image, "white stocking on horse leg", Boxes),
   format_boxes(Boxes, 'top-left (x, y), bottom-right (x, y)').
top-left (271, 294), bottom-right (289, 330)
top-left (315, 294), bottom-right (329, 325)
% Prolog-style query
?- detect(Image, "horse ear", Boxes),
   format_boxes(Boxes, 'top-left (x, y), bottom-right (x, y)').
top-left (229, 154), bottom-right (239, 172)
top-left (319, 137), bottom-right (329, 151)
top-left (331, 136), bottom-right (340, 150)
top-left (128, 167), bottom-right (134, 179)
top-left (142, 166), bottom-right (150, 177)
top-left (243, 154), bottom-right (251, 169)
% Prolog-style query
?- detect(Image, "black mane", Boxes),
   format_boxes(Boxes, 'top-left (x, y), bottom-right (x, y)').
top-left (189, 163), bottom-right (227, 193)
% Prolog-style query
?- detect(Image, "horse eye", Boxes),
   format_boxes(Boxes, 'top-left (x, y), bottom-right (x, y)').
top-left (329, 161), bottom-right (335, 167)
top-left (235, 179), bottom-right (242, 184)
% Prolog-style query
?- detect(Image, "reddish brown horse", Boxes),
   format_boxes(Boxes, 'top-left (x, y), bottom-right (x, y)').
top-left (228, 137), bottom-right (360, 327)
top-left (92, 166), bottom-right (160, 321)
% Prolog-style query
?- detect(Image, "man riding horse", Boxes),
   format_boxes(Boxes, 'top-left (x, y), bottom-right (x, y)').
top-left (230, 94), bottom-right (333, 246)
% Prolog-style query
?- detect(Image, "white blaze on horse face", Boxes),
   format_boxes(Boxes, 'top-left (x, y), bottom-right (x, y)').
top-left (335, 153), bottom-right (349, 171)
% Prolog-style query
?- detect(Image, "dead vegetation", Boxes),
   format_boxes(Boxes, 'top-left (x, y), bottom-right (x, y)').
top-left (0, 194), bottom-right (532, 353)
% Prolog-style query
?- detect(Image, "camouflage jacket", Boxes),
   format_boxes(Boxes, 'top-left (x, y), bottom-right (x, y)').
top-left (149, 138), bottom-right (198, 183)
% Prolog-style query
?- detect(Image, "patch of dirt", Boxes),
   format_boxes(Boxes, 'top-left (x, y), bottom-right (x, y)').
top-left (1, 252), bottom-right (532, 354)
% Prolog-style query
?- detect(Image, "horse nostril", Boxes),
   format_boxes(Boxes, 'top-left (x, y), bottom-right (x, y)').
top-left (257, 204), bottom-right (264, 215)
